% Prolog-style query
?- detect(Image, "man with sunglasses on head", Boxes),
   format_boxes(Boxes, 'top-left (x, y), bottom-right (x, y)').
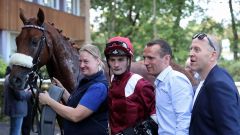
top-left (189, 33), bottom-right (240, 135)
top-left (143, 39), bottom-right (193, 135)
top-left (104, 36), bottom-right (156, 135)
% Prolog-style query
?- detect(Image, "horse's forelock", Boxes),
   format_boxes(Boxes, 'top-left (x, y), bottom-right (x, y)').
top-left (9, 53), bottom-right (33, 68)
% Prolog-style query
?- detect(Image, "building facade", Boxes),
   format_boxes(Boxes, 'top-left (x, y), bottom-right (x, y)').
top-left (0, 0), bottom-right (91, 64)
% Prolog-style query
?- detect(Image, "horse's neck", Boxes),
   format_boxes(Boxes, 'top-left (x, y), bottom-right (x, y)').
top-left (46, 30), bottom-right (81, 92)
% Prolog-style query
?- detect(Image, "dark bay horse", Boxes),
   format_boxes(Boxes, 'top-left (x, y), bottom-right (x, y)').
top-left (9, 8), bottom-right (81, 92)
top-left (8, 8), bottom-right (83, 135)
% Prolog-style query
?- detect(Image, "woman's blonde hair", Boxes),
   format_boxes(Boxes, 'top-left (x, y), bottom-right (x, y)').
top-left (79, 44), bottom-right (105, 70)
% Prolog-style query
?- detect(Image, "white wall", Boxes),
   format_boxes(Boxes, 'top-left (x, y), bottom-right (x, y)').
top-left (0, 31), bottom-right (11, 64)
top-left (0, 31), bottom-right (17, 64)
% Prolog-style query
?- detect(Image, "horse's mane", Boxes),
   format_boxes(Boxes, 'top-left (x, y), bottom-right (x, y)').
top-left (26, 17), bottom-right (78, 49)
top-left (48, 22), bottom-right (80, 50)
top-left (47, 22), bottom-right (79, 49)
top-left (36, 19), bottom-right (81, 92)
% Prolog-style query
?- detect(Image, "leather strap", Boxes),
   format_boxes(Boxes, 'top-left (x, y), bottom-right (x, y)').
top-left (40, 85), bottom-right (64, 135)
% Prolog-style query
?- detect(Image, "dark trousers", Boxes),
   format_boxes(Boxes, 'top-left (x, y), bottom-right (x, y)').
top-left (21, 100), bottom-right (33, 135)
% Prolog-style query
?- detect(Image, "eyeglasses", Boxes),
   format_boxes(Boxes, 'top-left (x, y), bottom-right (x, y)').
top-left (192, 33), bottom-right (216, 51)
top-left (106, 41), bottom-right (128, 49)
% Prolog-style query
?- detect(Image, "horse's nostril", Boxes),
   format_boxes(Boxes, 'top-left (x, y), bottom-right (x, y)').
top-left (15, 77), bottom-right (23, 84)
top-left (10, 75), bottom-right (27, 90)
top-left (11, 77), bottom-right (23, 87)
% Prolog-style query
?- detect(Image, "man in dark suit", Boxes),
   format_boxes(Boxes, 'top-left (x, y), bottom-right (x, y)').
top-left (189, 33), bottom-right (240, 135)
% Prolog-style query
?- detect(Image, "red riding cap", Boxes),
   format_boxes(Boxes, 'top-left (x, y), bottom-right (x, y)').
top-left (104, 36), bottom-right (134, 57)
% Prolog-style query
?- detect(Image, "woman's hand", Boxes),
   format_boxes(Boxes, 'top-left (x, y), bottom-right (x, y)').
top-left (52, 77), bottom-right (64, 88)
top-left (39, 91), bottom-right (51, 105)
top-left (51, 77), bottom-right (70, 102)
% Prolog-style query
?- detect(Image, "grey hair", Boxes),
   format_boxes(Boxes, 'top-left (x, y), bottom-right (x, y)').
top-left (79, 44), bottom-right (105, 70)
top-left (208, 35), bottom-right (221, 59)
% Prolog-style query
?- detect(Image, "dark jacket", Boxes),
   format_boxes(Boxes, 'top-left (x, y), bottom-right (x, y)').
top-left (190, 65), bottom-right (240, 135)
top-left (4, 75), bottom-right (32, 117)
top-left (64, 70), bottom-right (109, 135)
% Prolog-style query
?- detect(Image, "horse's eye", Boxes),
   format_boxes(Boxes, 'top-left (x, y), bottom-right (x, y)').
top-left (31, 38), bottom-right (39, 47)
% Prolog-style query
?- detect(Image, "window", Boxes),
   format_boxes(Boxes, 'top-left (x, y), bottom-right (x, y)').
top-left (65, 0), bottom-right (80, 16)
top-left (72, 0), bottom-right (80, 16)
top-left (65, 0), bottom-right (72, 13)
top-left (38, 0), bottom-right (59, 9)
top-left (24, 0), bottom-right (80, 16)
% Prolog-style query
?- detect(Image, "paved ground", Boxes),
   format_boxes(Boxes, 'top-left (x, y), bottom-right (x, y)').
top-left (0, 122), bottom-right (11, 135)
top-left (0, 122), bottom-right (61, 135)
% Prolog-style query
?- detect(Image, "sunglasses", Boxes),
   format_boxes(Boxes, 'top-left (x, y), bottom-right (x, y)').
top-left (106, 41), bottom-right (128, 49)
top-left (192, 33), bottom-right (216, 51)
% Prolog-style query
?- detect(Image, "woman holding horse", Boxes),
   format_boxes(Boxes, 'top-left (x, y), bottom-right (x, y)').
top-left (4, 66), bottom-right (32, 135)
top-left (39, 44), bottom-right (109, 135)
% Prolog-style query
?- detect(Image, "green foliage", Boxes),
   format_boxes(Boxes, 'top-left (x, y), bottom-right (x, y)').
top-left (91, 0), bottom-right (239, 63)
top-left (0, 58), bottom-right (7, 78)
top-left (219, 60), bottom-right (240, 82)
top-left (39, 66), bottom-right (50, 80)
top-left (91, 0), bottom-right (195, 63)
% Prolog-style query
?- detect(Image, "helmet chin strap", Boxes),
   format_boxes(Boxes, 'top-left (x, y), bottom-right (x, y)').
top-left (127, 57), bottom-right (132, 71)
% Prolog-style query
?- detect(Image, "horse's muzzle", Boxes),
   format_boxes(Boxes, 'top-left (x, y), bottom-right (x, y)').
top-left (9, 71), bottom-right (29, 90)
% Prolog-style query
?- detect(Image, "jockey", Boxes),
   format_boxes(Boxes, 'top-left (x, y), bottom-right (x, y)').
top-left (104, 36), bottom-right (157, 135)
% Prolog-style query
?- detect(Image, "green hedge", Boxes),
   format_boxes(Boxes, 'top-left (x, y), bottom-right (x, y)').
top-left (0, 58), bottom-right (7, 120)
top-left (219, 60), bottom-right (240, 82)
top-left (0, 59), bottom-right (7, 78)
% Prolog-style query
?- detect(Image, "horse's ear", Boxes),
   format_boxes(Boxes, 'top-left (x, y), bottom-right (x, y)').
top-left (19, 8), bottom-right (27, 24)
top-left (37, 8), bottom-right (45, 26)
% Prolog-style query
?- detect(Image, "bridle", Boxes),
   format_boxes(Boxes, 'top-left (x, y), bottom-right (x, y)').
top-left (22, 24), bottom-right (47, 81)
top-left (21, 23), bottom-right (48, 133)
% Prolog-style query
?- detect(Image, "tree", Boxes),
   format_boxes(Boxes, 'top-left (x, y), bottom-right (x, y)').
top-left (90, 0), bottom-right (238, 64)
top-left (90, 0), bottom-right (240, 80)
top-left (229, 0), bottom-right (239, 60)
top-left (91, 0), bottom-right (196, 63)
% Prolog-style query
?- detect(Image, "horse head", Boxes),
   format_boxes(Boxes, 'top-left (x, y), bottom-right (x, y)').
top-left (9, 8), bottom-right (81, 92)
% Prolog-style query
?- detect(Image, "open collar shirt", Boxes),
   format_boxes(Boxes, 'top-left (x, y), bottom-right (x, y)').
top-left (154, 66), bottom-right (194, 135)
